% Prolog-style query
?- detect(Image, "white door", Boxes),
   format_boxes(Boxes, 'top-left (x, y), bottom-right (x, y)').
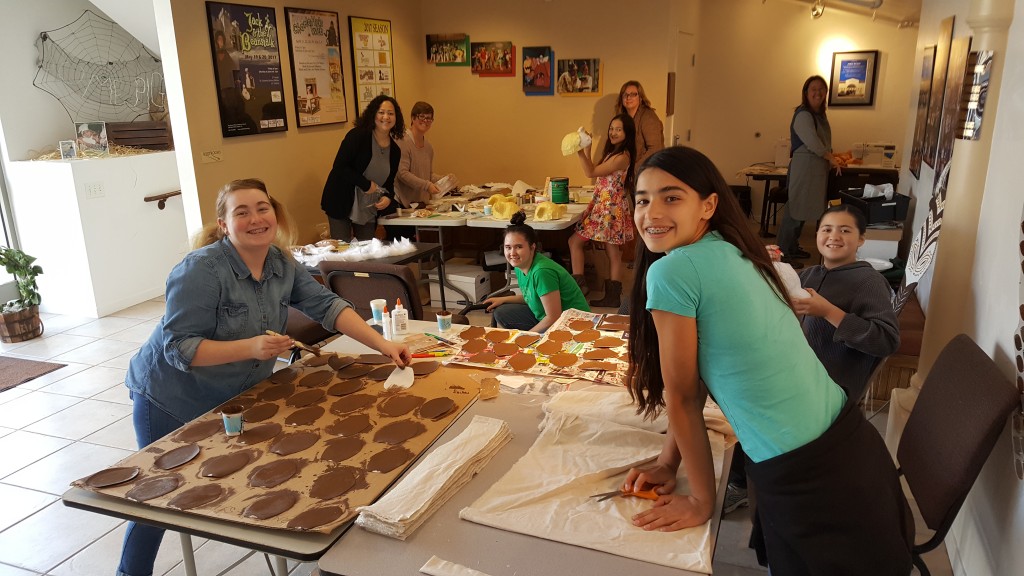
top-left (671, 31), bottom-right (697, 147)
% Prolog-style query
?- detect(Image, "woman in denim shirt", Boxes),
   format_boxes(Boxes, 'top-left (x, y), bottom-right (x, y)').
top-left (116, 178), bottom-right (410, 576)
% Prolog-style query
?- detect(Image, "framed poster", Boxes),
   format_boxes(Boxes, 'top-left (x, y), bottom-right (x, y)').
top-left (934, 36), bottom-right (972, 179)
top-left (523, 46), bottom-right (553, 95)
top-left (427, 34), bottom-right (469, 66)
top-left (59, 139), bottom-right (77, 159)
top-left (285, 7), bottom-right (347, 127)
top-left (75, 121), bottom-right (108, 155)
top-left (206, 2), bottom-right (288, 137)
top-left (827, 50), bottom-right (879, 106)
top-left (556, 59), bottom-right (601, 95)
top-left (924, 16), bottom-right (955, 168)
top-left (349, 16), bottom-right (394, 116)
top-left (909, 46), bottom-right (936, 179)
top-left (471, 41), bottom-right (515, 77)
top-left (961, 50), bottom-right (993, 141)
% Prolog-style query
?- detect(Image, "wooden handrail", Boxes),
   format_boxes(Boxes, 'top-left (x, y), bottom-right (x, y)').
top-left (144, 190), bottom-right (182, 210)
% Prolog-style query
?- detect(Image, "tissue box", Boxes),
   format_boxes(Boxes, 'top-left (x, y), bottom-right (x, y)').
top-left (839, 191), bottom-right (910, 225)
top-left (428, 264), bottom-right (491, 307)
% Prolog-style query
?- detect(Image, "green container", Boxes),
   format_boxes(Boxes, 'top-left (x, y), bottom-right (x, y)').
top-left (550, 177), bottom-right (569, 204)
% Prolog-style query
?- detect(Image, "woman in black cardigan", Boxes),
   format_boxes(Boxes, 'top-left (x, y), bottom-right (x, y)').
top-left (321, 95), bottom-right (405, 240)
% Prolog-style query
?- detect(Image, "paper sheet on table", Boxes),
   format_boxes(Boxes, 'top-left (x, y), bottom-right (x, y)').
top-left (511, 180), bottom-right (535, 197)
top-left (460, 412), bottom-right (725, 574)
top-left (383, 366), bottom-right (415, 390)
top-left (420, 556), bottom-right (494, 576)
top-left (542, 387), bottom-right (737, 445)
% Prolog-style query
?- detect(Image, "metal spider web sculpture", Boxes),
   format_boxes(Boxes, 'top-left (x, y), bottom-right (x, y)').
top-left (33, 10), bottom-right (166, 124)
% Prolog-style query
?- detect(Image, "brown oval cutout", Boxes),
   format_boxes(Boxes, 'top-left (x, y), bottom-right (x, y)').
top-left (593, 336), bottom-right (626, 348)
top-left (536, 340), bottom-right (564, 356)
top-left (285, 405), bottom-right (326, 426)
top-left (419, 397), bottom-right (457, 420)
top-left (582, 348), bottom-right (617, 360)
top-left (411, 361), bottom-right (440, 376)
top-left (514, 334), bottom-right (540, 348)
top-left (336, 364), bottom-right (374, 379)
top-left (269, 367), bottom-right (300, 385)
top-left (485, 329), bottom-right (511, 343)
top-left (459, 326), bottom-right (486, 340)
top-left (242, 490), bottom-right (299, 520)
top-left (580, 361), bottom-right (618, 371)
top-left (469, 350), bottom-right (497, 365)
top-left (378, 395), bottom-right (425, 417)
top-left (366, 365), bottom-right (396, 381)
top-left (321, 436), bottom-right (366, 462)
top-left (373, 420), bottom-right (427, 445)
top-left (247, 458), bottom-right (302, 488)
top-left (286, 388), bottom-right (326, 407)
top-left (171, 420), bottom-right (223, 444)
top-left (568, 319), bottom-right (596, 331)
top-left (236, 422), bottom-right (282, 445)
top-left (257, 384), bottom-right (294, 402)
top-left (154, 443), bottom-right (201, 470)
top-left (460, 339), bottom-right (488, 354)
top-left (573, 329), bottom-right (600, 343)
top-left (167, 483), bottom-right (224, 510)
top-left (298, 370), bottom-right (334, 388)
top-left (325, 413), bottom-right (373, 437)
top-left (507, 352), bottom-right (537, 372)
top-left (126, 474), bottom-right (182, 502)
top-left (268, 431), bottom-right (320, 456)
top-left (288, 506), bottom-right (345, 530)
top-left (330, 394), bottom-right (377, 415)
top-left (310, 466), bottom-right (365, 499)
top-left (329, 355), bottom-right (357, 371)
top-left (327, 378), bottom-right (365, 396)
top-left (243, 403), bottom-right (279, 423)
top-left (356, 353), bottom-right (392, 364)
top-left (304, 354), bottom-right (332, 368)
top-left (599, 322), bottom-right (630, 332)
top-left (491, 342), bottom-right (519, 356)
top-left (199, 450), bottom-right (256, 478)
top-left (546, 330), bottom-right (573, 342)
top-left (85, 466), bottom-right (140, 488)
top-left (367, 446), bottom-right (415, 473)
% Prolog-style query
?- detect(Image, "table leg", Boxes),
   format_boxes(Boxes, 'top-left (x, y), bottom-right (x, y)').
top-left (179, 533), bottom-right (198, 576)
top-left (419, 226), bottom-right (471, 308)
top-left (273, 555), bottom-right (288, 575)
top-left (758, 180), bottom-right (775, 238)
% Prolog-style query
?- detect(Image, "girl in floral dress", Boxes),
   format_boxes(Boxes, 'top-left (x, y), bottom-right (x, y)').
top-left (569, 113), bottom-right (636, 308)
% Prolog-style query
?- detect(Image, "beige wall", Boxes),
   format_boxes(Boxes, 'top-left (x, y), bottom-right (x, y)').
top-left (166, 0), bottom-right (426, 244)
top-left (692, 1), bottom-right (918, 187)
top-left (416, 0), bottom-right (681, 187)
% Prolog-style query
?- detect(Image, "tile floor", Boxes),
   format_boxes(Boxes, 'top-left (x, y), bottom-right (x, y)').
top-left (0, 293), bottom-right (953, 575)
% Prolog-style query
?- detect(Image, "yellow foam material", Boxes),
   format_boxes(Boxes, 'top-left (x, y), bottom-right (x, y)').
top-left (534, 202), bottom-right (567, 221)
top-left (561, 132), bottom-right (582, 156)
top-left (487, 194), bottom-right (512, 206)
top-left (492, 201), bottom-right (518, 220)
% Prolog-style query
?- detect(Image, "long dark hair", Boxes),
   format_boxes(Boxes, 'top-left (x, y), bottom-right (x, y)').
top-left (626, 147), bottom-right (792, 419)
top-left (355, 94), bottom-right (405, 139)
top-left (602, 113), bottom-right (637, 195)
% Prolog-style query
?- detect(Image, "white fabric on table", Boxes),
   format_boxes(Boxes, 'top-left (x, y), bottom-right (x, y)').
top-left (357, 415), bottom-right (511, 540)
top-left (460, 412), bottom-right (725, 574)
top-left (420, 555), bottom-right (495, 576)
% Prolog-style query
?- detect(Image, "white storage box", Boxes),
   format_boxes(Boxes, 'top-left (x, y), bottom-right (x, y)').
top-left (428, 264), bottom-right (491, 307)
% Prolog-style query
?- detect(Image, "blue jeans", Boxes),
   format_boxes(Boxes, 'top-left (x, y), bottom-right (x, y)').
top-left (117, 393), bottom-right (186, 576)
top-left (491, 303), bottom-right (539, 332)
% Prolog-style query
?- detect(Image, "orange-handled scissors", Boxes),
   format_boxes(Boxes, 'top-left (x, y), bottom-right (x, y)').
top-left (590, 487), bottom-right (660, 502)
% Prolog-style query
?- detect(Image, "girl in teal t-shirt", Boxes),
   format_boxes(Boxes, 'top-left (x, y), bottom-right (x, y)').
top-left (621, 147), bottom-right (912, 574)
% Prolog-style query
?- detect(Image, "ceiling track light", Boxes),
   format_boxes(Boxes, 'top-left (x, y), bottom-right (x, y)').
top-left (811, 1), bottom-right (825, 19)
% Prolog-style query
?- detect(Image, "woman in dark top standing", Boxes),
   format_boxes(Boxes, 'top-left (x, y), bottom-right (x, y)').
top-left (321, 95), bottom-right (404, 241)
top-left (776, 75), bottom-right (842, 265)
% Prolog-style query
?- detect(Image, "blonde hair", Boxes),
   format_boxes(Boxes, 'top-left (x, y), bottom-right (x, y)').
top-left (192, 178), bottom-right (296, 250)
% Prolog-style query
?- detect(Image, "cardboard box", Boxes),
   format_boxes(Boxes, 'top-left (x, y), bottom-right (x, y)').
top-left (428, 264), bottom-right (491, 307)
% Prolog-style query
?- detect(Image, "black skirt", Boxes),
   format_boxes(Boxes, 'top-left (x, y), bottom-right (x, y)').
top-left (745, 401), bottom-right (913, 576)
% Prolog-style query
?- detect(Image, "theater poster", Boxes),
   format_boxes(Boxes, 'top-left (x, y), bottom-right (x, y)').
top-left (286, 7), bottom-right (348, 127)
top-left (206, 2), bottom-right (288, 137)
top-left (349, 16), bottom-right (395, 115)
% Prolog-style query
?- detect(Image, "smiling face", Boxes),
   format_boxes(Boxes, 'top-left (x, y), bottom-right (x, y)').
top-left (375, 100), bottom-right (396, 134)
top-left (633, 168), bottom-right (717, 253)
top-left (608, 118), bottom-right (625, 146)
top-left (621, 83), bottom-right (641, 115)
top-left (816, 210), bottom-right (864, 268)
top-left (218, 187), bottom-right (277, 255)
top-left (806, 78), bottom-right (828, 112)
top-left (503, 231), bottom-right (536, 270)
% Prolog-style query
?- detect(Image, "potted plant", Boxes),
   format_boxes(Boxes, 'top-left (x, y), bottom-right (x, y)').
top-left (0, 246), bottom-right (44, 343)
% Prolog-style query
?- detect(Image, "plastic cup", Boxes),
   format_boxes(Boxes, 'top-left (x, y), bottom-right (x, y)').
top-left (484, 204), bottom-right (492, 216)
top-left (436, 311), bottom-right (453, 333)
top-left (370, 299), bottom-right (387, 324)
top-left (221, 404), bottom-right (244, 436)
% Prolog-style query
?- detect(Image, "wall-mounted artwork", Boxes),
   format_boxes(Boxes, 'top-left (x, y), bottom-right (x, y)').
top-left (206, 2), bottom-right (288, 137)
top-left (75, 121), bottom-right (108, 154)
top-left (349, 16), bottom-right (394, 115)
top-left (909, 46), bottom-right (936, 179)
top-left (556, 59), bottom-right (601, 95)
top-left (285, 7), bottom-right (347, 127)
top-left (427, 34), bottom-right (469, 66)
top-left (961, 50), bottom-right (993, 141)
top-left (522, 46), bottom-right (553, 95)
top-left (471, 41), bottom-right (515, 77)
top-left (924, 16), bottom-right (955, 168)
top-left (827, 50), bottom-right (878, 106)
top-left (934, 36), bottom-right (972, 180)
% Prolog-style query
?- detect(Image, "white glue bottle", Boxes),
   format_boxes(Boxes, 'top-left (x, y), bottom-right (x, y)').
top-left (382, 307), bottom-right (393, 341)
top-left (393, 298), bottom-right (409, 335)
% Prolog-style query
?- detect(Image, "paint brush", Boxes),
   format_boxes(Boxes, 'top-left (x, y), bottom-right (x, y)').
top-left (266, 330), bottom-right (321, 356)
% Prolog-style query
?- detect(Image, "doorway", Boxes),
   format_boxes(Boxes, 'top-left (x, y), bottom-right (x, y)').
top-left (0, 159), bottom-right (17, 305)
top-left (671, 31), bottom-right (697, 147)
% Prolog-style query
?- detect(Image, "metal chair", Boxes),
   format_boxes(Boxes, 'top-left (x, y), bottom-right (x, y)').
top-left (317, 260), bottom-right (424, 322)
top-left (765, 185), bottom-right (788, 229)
top-left (896, 334), bottom-right (1019, 575)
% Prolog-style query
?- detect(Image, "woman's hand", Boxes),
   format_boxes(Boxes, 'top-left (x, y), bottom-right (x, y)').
top-left (374, 196), bottom-right (392, 210)
top-left (765, 244), bottom-right (782, 262)
top-left (632, 493), bottom-right (714, 532)
top-left (367, 181), bottom-right (379, 194)
top-left (378, 340), bottom-right (410, 368)
top-left (483, 296), bottom-right (512, 312)
top-left (427, 183), bottom-right (441, 196)
top-left (791, 288), bottom-right (845, 327)
top-left (623, 462), bottom-right (678, 495)
top-left (825, 152), bottom-right (843, 174)
top-left (250, 334), bottom-right (293, 361)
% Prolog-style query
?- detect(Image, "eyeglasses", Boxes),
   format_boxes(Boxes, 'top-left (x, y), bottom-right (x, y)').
top-left (623, 92), bottom-right (640, 99)
top-left (376, 109), bottom-right (395, 117)
top-left (416, 115), bottom-right (434, 123)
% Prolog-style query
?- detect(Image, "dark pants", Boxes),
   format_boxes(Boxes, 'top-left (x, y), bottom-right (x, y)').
top-left (491, 303), bottom-right (539, 332)
top-left (775, 207), bottom-right (804, 257)
top-left (329, 216), bottom-right (377, 242)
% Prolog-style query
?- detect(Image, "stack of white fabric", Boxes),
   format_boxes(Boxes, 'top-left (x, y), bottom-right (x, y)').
top-left (356, 415), bottom-right (512, 540)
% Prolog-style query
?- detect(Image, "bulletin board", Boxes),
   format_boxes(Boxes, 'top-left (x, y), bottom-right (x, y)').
top-left (348, 16), bottom-right (395, 115)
